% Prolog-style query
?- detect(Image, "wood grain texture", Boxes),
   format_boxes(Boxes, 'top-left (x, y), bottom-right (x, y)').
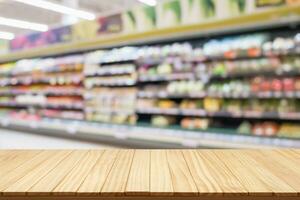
top-left (222, 151), bottom-right (297, 196)
top-left (196, 150), bottom-right (248, 196)
top-left (28, 151), bottom-right (88, 196)
top-left (53, 150), bottom-right (103, 196)
top-left (0, 151), bottom-right (41, 177)
top-left (0, 151), bottom-right (58, 193)
top-left (150, 150), bottom-right (173, 196)
top-left (182, 150), bottom-right (223, 196)
top-left (0, 150), bottom-right (299, 199)
top-left (3, 151), bottom-right (71, 196)
top-left (100, 150), bottom-right (134, 196)
top-left (77, 150), bottom-right (119, 196)
top-left (166, 150), bottom-right (198, 196)
top-left (245, 150), bottom-right (300, 195)
top-left (125, 150), bottom-right (150, 196)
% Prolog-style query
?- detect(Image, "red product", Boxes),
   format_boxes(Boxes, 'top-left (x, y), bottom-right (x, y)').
top-left (263, 122), bottom-right (279, 136)
top-left (224, 50), bottom-right (236, 59)
top-left (283, 78), bottom-right (295, 91)
top-left (251, 77), bottom-right (263, 93)
top-left (252, 123), bottom-right (264, 136)
top-left (247, 47), bottom-right (261, 57)
top-left (260, 79), bottom-right (271, 92)
top-left (271, 79), bottom-right (283, 91)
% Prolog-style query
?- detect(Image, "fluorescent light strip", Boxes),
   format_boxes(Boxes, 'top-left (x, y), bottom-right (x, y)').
top-left (138, 0), bottom-right (157, 6)
top-left (0, 31), bottom-right (14, 40)
top-left (0, 17), bottom-right (48, 32)
top-left (14, 0), bottom-right (96, 20)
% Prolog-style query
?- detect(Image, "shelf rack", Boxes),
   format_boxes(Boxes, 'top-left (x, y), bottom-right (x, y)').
top-left (0, 5), bottom-right (299, 63)
top-left (1, 117), bottom-right (299, 148)
top-left (0, 5), bottom-right (299, 148)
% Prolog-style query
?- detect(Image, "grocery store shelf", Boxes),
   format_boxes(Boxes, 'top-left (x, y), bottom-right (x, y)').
top-left (138, 91), bottom-right (300, 99)
top-left (0, 102), bottom-right (83, 110)
top-left (0, 5), bottom-right (299, 63)
top-left (137, 107), bottom-right (300, 121)
top-left (210, 69), bottom-right (300, 80)
top-left (139, 73), bottom-right (195, 82)
top-left (0, 117), bottom-right (298, 148)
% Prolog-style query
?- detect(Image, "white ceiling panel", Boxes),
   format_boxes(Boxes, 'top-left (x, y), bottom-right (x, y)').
top-left (0, 0), bottom-right (144, 35)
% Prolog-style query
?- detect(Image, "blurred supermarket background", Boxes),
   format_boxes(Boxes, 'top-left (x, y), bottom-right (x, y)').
top-left (0, 0), bottom-right (299, 149)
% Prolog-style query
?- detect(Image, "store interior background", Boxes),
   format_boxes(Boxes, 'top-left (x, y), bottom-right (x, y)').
top-left (0, 0), bottom-right (299, 149)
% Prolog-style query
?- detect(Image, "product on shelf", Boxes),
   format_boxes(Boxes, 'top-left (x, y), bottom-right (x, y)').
top-left (181, 118), bottom-right (210, 130)
top-left (0, 54), bottom-right (84, 121)
top-left (1, 30), bottom-right (300, 142)
top-left (203, 98), bottom-right (223, 112)
top-left (151, 116), bottom-right (176, 127)
top-left (40, 109), bottom-right (84, 120)
top-left (167, 80), bottom-right (205, 95)
top-left (278, 123), bottom-right (300, 138)
top-left (237, 121), bottom-right (252, 135)
top-left (180, 100), bottom-right (203, 110)
top-left (85, 87), bottom-right (137, 124)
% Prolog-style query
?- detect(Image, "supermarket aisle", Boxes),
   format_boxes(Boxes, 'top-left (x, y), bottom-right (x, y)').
top-left (0, 128), bottom-right (116, 149)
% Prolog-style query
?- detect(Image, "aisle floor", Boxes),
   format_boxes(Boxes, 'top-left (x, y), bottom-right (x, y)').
top-left (0, 128), bottom-right (116, 149)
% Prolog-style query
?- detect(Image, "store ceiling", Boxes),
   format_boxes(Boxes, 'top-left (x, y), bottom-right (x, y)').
top-left (0, 0), bottom-right (141, 35)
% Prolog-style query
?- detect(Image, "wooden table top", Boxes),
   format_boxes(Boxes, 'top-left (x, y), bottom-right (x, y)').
top-left (0, 150), bottom-right (299, 200)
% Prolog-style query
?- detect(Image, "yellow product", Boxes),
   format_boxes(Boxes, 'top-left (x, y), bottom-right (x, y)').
top-left (151, 116), bottom-right (176, 127)
top-left (278, 124), bottom-right (300, 138)
top-left (157, 100), bottom-right (177, 109)
top-left (204, 98), bottom-right (222, 112)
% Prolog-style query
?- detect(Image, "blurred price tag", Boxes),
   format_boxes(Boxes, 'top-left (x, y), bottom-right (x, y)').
top-left (29, 121), bottom-right (38, 129)
top-left (181, 139), bottom-right (199, 148)
top-left (113, 132), bottom-right (128, 140)
top-left (1, 118), bottom-right (10, 127)
top-left (66, 126), bottom-right (78, 134)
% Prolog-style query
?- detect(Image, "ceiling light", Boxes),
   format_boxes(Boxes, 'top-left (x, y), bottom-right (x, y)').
top-left (0, 31), bottom-right (14, 40)
top-left (138, 0), bottom-right (157, 6)
top-left (0, 17), bottom-right (48, 32)
top-left (13, 0), bottom-right (96, 20)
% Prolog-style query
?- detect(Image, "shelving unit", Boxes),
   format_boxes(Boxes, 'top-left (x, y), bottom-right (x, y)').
top-left (0, 5), bottom-right (300, 148)
top-left (0, 55), bottom-right (85, 121)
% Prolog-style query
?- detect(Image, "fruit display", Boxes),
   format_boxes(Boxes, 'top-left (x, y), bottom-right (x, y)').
top-left (210, 56), bottom-right (300, 77)
top-left (134, 31), bottom-right (300, 139)
top-left (0, 55), bottom-right (85, 121)
top-left (151, 116), bottom-right (176, 127)
top-left (1, 30), bottom-right (300, 141)
top-left (181, 118), bottom-right (210, 130)
top-left (238, 120), bottom-right (300, 139)
top-left (85, 87), bottom-right (137, 124)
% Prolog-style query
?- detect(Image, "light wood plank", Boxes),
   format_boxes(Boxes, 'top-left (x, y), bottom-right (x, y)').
top-left (227, 151), bottom-right (297, 196)
top-left (0, 151), bottom-right (19, 163)
top-left (275, 149), bottom-right (300, 165)
top-left (0, 150), bottom-right (38, 165)
top-left (126, 150), bottom-right (150, 196)
top-left (166, 150), bottom-right (198, 196)
top-left (196, 150), bottom-right (248, 196)
top-left (0, 151), bottom-right (59, 193)
top-left (3, 151), bottom-right (71, 196)
top-left (100, 150), bottom-right (134, 196)
top-left (150, 150), bottom-right (173, 196)
top-left (77, 150), bottom-right (119, 196)
top-left (28, 151), bottom-right (88, 196)
top-left (0, 150), bottom-right (299, 198)
top-left (245, 150), bottom-right (300, 195)
top-left (260, 150), bottom-right (300, 180)
top-left (53, 150), bottom-right (103, 196)
top-left (182, 150), bottom-right (223, 196)
top-left (212, 150), bottom-right (272, 196)
top-left (0, 151), bottom-right (41, 177)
